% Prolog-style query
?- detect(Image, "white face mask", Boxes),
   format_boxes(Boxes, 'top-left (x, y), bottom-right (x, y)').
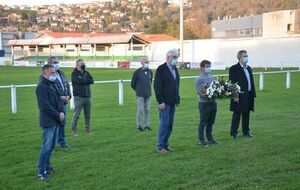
top-left (144, 63), bottom-right (149, 69)
top-left (48, 75), bottom-right (57, 82)
top-left (53, 63), bottom-right (60, 71)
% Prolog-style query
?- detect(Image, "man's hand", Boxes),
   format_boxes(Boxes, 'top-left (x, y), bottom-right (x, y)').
top-left (234, 98), bottom-right (239, 103)
top-left (159, 103), bottom-right (166, 110)
top-left (61, 96), bottom-right (70, 103)
top-left (59, 112), bottom-right (65, 122)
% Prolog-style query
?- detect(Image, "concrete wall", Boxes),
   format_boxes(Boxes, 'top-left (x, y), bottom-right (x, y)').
top-left (263, 9), bottom-right (300, 37)
top-left (150, 36), bottom-right (300, 68)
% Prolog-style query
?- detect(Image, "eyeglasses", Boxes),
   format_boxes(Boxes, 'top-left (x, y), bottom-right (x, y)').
top-left (172, 56), bottom-right (178, 59)
top-left (52, 61), bottom-right (59, 64)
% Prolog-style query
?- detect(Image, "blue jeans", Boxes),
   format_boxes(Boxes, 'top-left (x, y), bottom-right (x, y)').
top-left (57, 105), bottom-right (66, 146)
top-left (38, 125), bottom-right (58, 175)
top-left (198, 102), bottom-right (217, 142)
top-left (157, 104), bottom-right (176, 150)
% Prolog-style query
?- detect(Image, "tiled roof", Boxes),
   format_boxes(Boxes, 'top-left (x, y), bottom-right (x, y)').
top-left (7, 31), bottom-right (176, 46)
top-left (38, 30), bottom-right (124, 38)
top-left (7, 35), bottom-right (140, 46)
top-left (135, 34), bottom-right (177, 42)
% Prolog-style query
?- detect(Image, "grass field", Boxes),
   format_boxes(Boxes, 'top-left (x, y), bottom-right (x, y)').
top-left (0, 66), bottom-right (299, 190)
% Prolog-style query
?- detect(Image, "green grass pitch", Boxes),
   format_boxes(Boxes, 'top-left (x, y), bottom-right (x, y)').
top-left (0, 66), bottom-right (299, 190)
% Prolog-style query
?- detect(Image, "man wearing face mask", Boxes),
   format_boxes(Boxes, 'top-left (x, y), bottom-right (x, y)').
top-left (131, 57), bottom-right (153, 131)
top-left (229, 50), bottom-right (256, 139)
top-left (48, 56), bottom-right (71, 148)
top-left (36, 64), bottom-right (65, 180)
top-left (71, 59), bottom-right (94, 136)
top-left (195, 60), bottom-right (220, 147)
top-left (154, 49), bottom-right (180, 153)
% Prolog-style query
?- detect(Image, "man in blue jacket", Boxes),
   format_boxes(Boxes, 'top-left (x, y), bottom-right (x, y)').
top-left (48, 56), bottom-right (71, 148)
top-left (36, 64), bottom-right (65, 180)
top-left (154, 49), bottom-right (180, 153)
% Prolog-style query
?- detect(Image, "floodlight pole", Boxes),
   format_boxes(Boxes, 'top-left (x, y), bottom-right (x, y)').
top-left (180, 0), bottom-right (184, 64)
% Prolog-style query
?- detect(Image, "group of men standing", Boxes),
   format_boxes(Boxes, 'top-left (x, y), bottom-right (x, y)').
top-left (131, 49), bottom-right (256, 153)
top-left (36, 57), bottom-right (94, 180)
top-left (35, 49), bottom-right (256, 180)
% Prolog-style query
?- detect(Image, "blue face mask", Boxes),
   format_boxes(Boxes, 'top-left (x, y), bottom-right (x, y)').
top-left (171, 59), bottom-right (178, 66)
top-left (242, 57), bottom-right (248, 65)
top-left (204, 67), bottom-right (211, 74)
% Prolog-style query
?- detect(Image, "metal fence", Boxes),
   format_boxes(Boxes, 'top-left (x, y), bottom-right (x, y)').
top-left (0, 70), bottom-right (299, 114)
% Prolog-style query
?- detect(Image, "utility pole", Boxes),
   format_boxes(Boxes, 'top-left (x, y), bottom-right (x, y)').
top-left (180, 0), bottom-right (184, 64)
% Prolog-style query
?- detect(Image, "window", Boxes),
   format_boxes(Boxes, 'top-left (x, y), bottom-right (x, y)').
top-left (66, 49), bottom-right (75, 52)
top-left (287, 24), bottom-right (292, 32)
top-left (133, 46), bottom-right (143, 51)
top-left (38, 47), bottom-right (44, 52)
top-left (96, 46), bottom-right (105, 51)
top-left (29, 48), bottom-right (36, 52)
top-left (80, 48), bottom-right (90, 52)
top-left (128, 46), bottom-right (143, 51)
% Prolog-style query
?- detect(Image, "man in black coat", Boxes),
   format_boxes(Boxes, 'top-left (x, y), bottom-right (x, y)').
top-left (48, 56), bottom-right (71, 148)
top-left (71, 59), bottom-right (94, 136)
top-left (229, 50), bottom-right (256, 139)
top-left (36, 64), bottom-right (65, 180)
top-left (154, 49), bottom-right (180, 153)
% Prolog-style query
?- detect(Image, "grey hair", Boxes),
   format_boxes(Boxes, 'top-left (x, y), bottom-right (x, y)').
top-left (76, 59), bottom-right (84, 64)
top-left (47, 56), bottom-right (58, 64)
top-left (42, 64), bottom-right (54, 73)
top-left (166, 49), bottom-right (178, 59)
top-left (237, 50), bottom-right (247, 60)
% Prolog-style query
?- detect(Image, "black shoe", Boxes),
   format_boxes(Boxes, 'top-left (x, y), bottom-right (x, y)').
top-left (231, 135), bottom-right (238, 140)
top-left (199, 141), bottom-right (208, 147)
top-left (144, 127), bottom-right (152, 131)
top-left (208, 139), bottom-right (220, 144)
top-left (137, 127), bottom-right (144, 132)
top-left (37, 174), bottom-right (49, 181)
top-left (243, 133), bottom-right (254, 137)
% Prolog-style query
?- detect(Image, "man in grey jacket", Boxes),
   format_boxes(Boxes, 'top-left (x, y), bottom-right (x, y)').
top-left (131, 58), bottom-right (153, 131)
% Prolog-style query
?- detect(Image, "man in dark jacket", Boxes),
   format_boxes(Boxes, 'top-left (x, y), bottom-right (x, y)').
top-left (131, 57), bottom-right (153, 131)
top-left (154, 49), bottom-right (180, 153)
top-left (36, 64), bottom-right (65, 180)
top-left (48, 56), bottom-right (71, 148)
top-left (71, 59), bottom-right (94, 136)
top-left (229, 50), bottom-right (256, 139)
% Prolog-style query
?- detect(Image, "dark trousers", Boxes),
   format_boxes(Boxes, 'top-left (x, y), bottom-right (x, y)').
top-left (71, 96), bottom-right (91, 132)
top-left (57, 105), bottom-right (67, 146)
top-left (198, 102), bottom-right (217, 142)
top-left (230, 111), bottom-right (250, 136)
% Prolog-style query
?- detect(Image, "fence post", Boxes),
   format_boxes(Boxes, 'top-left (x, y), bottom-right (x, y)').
top-left (259, 72), bottom-right (264, 91)
top-left (265, 61), bottom-right (268, 71)
top-left (280, 61), bottom-right (283, 71)
top-left (119, 79), bottom-right (124, 105)
top-left (286, 70), bottom-right (291, 89)
top-left (69, 84), bottom-right (74, 110)
top-left (11, 85), bottom-right (17, 114)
